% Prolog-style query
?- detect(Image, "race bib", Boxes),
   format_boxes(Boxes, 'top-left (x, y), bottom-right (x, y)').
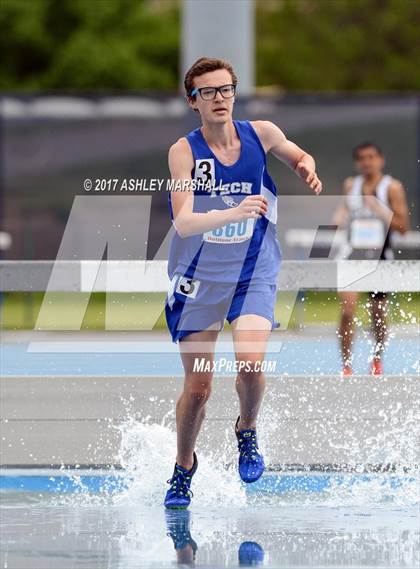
top-left (175, 276), bottom-right (201, 298)
top-left (203, 217), bottom-right (255, 244)
top-left (195, 159), bottom-right (215, 186)
top-left (350, 218), bottom-right (385, 249)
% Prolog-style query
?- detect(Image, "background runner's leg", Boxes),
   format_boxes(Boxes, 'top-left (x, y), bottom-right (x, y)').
top-left (370, 293), bottom-right (388, 362)
top-left (338, 292), bottom-right (359, 367)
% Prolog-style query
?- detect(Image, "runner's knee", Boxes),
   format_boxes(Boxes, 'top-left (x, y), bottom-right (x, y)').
top-left (236, 358), bottom-right (265, 382)
top-left (184, 374), bottom-right (212, 404)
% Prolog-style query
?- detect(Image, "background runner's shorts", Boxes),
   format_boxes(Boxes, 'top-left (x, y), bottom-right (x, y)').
top-left (165, 274), bottom-right (280, 343)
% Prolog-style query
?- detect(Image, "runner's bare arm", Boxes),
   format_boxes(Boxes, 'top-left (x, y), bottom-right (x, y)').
top-left (387, 180), bottom-right (409, 234)
top-left (251, 121), bottom-right (322, 195)
top-left (363, 179), bottom-right (409, 233)
top-left (332, 177), bottom-right (353, 226)
top-left (168, 138), bottom-right (268, 238)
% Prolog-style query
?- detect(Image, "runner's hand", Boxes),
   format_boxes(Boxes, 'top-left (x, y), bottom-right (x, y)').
top-left (233, 195), bottom-right (268, 221)
top-left (296, 162), bottom-right (323, 195)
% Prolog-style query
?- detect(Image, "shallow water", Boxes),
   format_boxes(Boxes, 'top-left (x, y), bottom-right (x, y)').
top-left (1, 496), bottom-right (419, 568)
top-left (2, 454), bottom-right (419, 568)
top-left (2, 413), bottom-right (419, 568)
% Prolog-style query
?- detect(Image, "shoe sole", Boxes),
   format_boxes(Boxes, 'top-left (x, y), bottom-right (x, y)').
top-left (240, 472), bottom-right (264, 484)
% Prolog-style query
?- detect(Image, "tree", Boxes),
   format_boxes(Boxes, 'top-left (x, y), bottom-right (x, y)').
top-left (256, 0), bottom-right (420, 91)
top-left (0, 0), bottom-right (180, 91)
top-left (1, 0), bottom-right (418, 92)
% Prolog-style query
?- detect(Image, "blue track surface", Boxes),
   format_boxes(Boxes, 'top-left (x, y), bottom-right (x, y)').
top-left (1, 338), bottom-right (418, 376)
top-left (1, 472), bottom-right (417, 494)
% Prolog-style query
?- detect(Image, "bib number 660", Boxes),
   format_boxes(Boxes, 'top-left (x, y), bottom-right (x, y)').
top-left (212, 221), bottom-right (248, 238)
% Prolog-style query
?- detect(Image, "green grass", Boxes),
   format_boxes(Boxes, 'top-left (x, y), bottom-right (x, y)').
top-left (1, 292), bottom-right (418, 331)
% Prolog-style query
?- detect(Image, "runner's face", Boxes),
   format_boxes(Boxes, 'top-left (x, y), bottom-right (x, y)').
top-left (189, 69), bottom-right (235, 124)
top-left (354, 147), bottom-right (385, 177)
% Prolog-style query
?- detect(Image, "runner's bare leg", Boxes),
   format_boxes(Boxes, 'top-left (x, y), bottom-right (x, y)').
top-left (338, 291), bottom-right (359, 367)
top-left (370, 294), bottom-right (388, 362)
top-left (231, 315), bottom-right (272, 431)
top-left (176, 327), bottom-right (220, 470)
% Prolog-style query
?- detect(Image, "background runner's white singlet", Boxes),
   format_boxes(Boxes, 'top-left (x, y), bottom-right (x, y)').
top-left (337, 174), bottom-right (394, 261)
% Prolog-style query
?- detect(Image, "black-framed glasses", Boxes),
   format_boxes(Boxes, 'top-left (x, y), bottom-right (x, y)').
top-left (190, 84), bottom-right (236, 101)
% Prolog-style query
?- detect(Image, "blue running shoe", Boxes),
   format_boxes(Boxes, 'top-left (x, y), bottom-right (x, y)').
top-left (235, 416), bottom-right (265, 483)
top-left (164, 452), bottom-right (198, 509)
top-left (238, 541), bottom-right (264, 565)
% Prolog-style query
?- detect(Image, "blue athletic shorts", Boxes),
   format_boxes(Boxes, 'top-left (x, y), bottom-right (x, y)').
top-left (165, 274), bottom-right (280, 343)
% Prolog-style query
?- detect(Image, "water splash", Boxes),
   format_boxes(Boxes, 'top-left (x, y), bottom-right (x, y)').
top-left (114, 415), bottom-right (246, 508)
top-left (108, 405), bottom-right (419, 509)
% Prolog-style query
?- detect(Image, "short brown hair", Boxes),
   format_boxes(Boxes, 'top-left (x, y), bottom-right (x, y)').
top-left (184, 57), bottom-right (238, 98)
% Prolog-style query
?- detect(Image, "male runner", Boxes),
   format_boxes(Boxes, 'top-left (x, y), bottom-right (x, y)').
top-left (164, 57), bottom-right (322, 508)
top-left (333, 142), bottom-right (409, 376)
